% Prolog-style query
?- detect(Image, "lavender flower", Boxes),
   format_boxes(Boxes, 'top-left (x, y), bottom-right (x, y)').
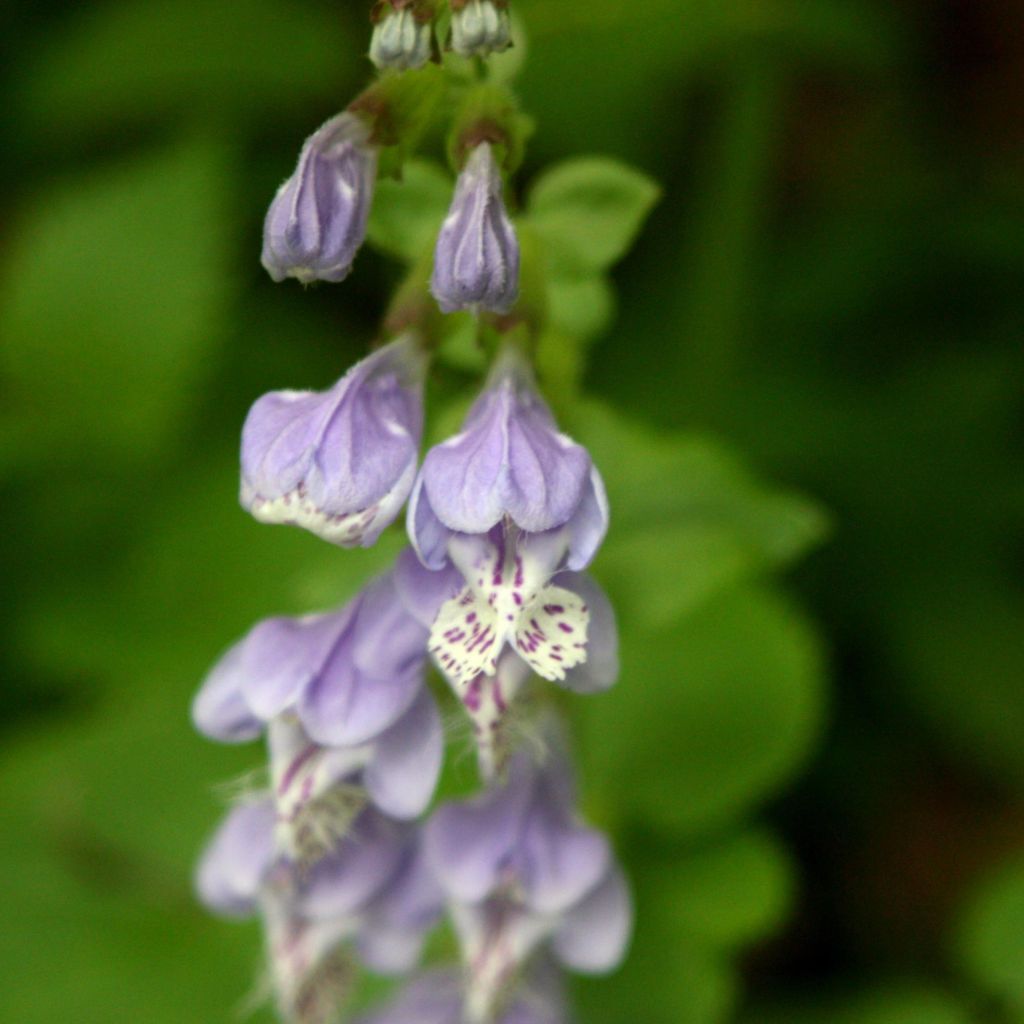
top-left (262, 112), bottom-right (377, 284)
top-left (424, 749), bottom-right (632, 1018)
top-left (407, 349), bottom-right (609, 690)
top-left (357, 967), bottom-right (566, 1024)
top-left (450, 0), bottom-right (513, 58)
top-left (431, 143), bottom-right (520, 315)
top-left (370, 2), bottom-right (433, 70)
top-left (192, 561), bottom-right (452, 861)
top-left (198, 801), bottom-right (443, 1022)
top-left (241, 336), bottom-right (425, 547)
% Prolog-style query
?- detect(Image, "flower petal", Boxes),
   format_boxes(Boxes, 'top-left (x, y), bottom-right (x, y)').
top-left (514, 585), bottom-right (590, 683)
top-left (364, 687), bottom-right (443, 819)
top-left (551, 866), bottom-right (633, 973)
top-left (190, 643), bottom-right (263, 742)
top-left (240, 337), bottom-right (424, 547)
top-left (195, 799), bottom-right (276, 917)
top-left (553, 573), bottom-right (618, 694)
top-left (300, 810), bottom-right (407, 921)
top-left (417, 356), bottom-right (590, 536)
top-left (425, 761), bottom-right (535, 904)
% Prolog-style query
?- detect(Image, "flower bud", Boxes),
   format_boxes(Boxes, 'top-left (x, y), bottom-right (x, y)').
top-left (370, 3), bottom-right (433, 71)
top-left (450, 0), bottom-right (512, 58)
top-left (431, 142), bottom-right (520, 315)
top-left (262, 112), bottom-right (377, 284)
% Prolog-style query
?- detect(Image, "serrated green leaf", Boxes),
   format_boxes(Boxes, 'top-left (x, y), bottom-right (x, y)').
top-left (0, 139), bottom-right (231, 465)
top-left (368, 159), bottom-right (453, 263)
top-left (527, 157), bottom-right (660, 276)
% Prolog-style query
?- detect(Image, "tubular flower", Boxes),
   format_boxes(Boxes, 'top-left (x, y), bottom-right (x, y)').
top-left (407, 349), bottom-right (608, 690)
top-left (431, 143), bottom-right (520, 315)
top-left (424, 749), bottom-right (631, 1020)
top-left (197, 801), bottom-right (443, 1023)
top-left (192, 562), bottom-right (451, 861)
top-left (241, 336), bottom-right (425, 548)
top-left (262, 112), bottom-right (377, 284)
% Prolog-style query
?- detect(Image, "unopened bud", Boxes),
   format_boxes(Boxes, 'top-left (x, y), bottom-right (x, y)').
top-left (370, 2), bottom-right (433, 71)
top-left (431, 142), bottom-right (519, 315)
top-left (450, 0), bottom-right (512, 58)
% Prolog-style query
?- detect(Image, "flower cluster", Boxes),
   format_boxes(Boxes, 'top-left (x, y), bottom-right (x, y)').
top-left (194, 3), bottom-right (632, 1023)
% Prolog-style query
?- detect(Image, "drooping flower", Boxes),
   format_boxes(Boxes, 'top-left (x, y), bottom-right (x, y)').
top-left (370, 1), bottom-right (434, 70)
top-left (449, 0), bottom-right (513, 58)
top-left (192, 560), bottom-right (453, 862)
top-left (197, 800), bottom-right (444, 1023)
top-left (407, 349), bottom-right (609, 690)
top-left (424, 747), bottom-right (632, 1019)
top-left (262, 112), bottom-right (377, 284)
top-left (431, 143), bottom-right (520, 315)
top-left (241, 336), bottom-right (425, 547)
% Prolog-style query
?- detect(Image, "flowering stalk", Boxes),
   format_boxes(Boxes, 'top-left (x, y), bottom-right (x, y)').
top-left (193, 2), bottom-right (658, 1021)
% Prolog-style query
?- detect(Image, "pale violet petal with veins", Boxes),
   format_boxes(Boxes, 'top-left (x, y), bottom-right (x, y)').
top-left (261, 111), bottom-right (377, 284)
top-left (431, 143), bottom-right (520, 315)
top-left (241, 336), bottom-right (425, 548)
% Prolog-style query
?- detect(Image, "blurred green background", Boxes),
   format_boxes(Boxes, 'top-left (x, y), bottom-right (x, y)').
top-left (1, 1), bottom-right (1022, 1022)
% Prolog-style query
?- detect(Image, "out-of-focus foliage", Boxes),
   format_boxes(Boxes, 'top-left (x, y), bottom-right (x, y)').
top-left (1, 0), bottom-right (1021, 1022)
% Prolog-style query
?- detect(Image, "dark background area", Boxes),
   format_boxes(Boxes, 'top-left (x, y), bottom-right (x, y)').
top-left (0, 2), bottom-right (1022, 1022)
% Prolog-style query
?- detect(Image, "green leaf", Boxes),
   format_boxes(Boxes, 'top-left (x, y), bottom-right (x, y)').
top-left (0, 139), bottom-right (231, 465)
top-left (581, 584), bottom-right (825, 837)
top-left (956, 855), bottom-right (1024, 1010)
top-left (368, 160), bottom-right (453, 263)
top-left (648, 829), bottom-right (795, 950)
top-left (574, 400), bottom-right (829, 571)
top-left (0, 683), bottom-right (265, 1024)
top-left (578, 828), bottom-right (793, 1024)
top-left (546, 274), bottom-right (616, 340)
top-left (527, 157), bottom-right (660, 276)
top-left (598, 523), bottom-right (761, 631)
top-left (12, 0), bottom-right (355, 140)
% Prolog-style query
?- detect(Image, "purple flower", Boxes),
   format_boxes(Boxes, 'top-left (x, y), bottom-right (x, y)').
top-left (431, 143), bottom-right (520, 315)
top-left (450, 0), bottom-right (513, 58)
top-left (197, 801), bottom-right (443, 1021)
top-left (192, 561), bottom-right (450, 861)
top-left (407, 350), bottom-right (610, 689)
top-left (262, 112), bottom-right (377, 284)
top-left (424, 749), bottom-right (632, 1016)
top-left (241, 336), bottom-right (425, 547)
top-left (356, 966), bottom-right (566, 1024)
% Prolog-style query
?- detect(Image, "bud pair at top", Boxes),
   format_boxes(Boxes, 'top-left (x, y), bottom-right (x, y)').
top-left (262, 114), bottom-right (520, 317)
top-left (370, 0), bottom-right (512, 72)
